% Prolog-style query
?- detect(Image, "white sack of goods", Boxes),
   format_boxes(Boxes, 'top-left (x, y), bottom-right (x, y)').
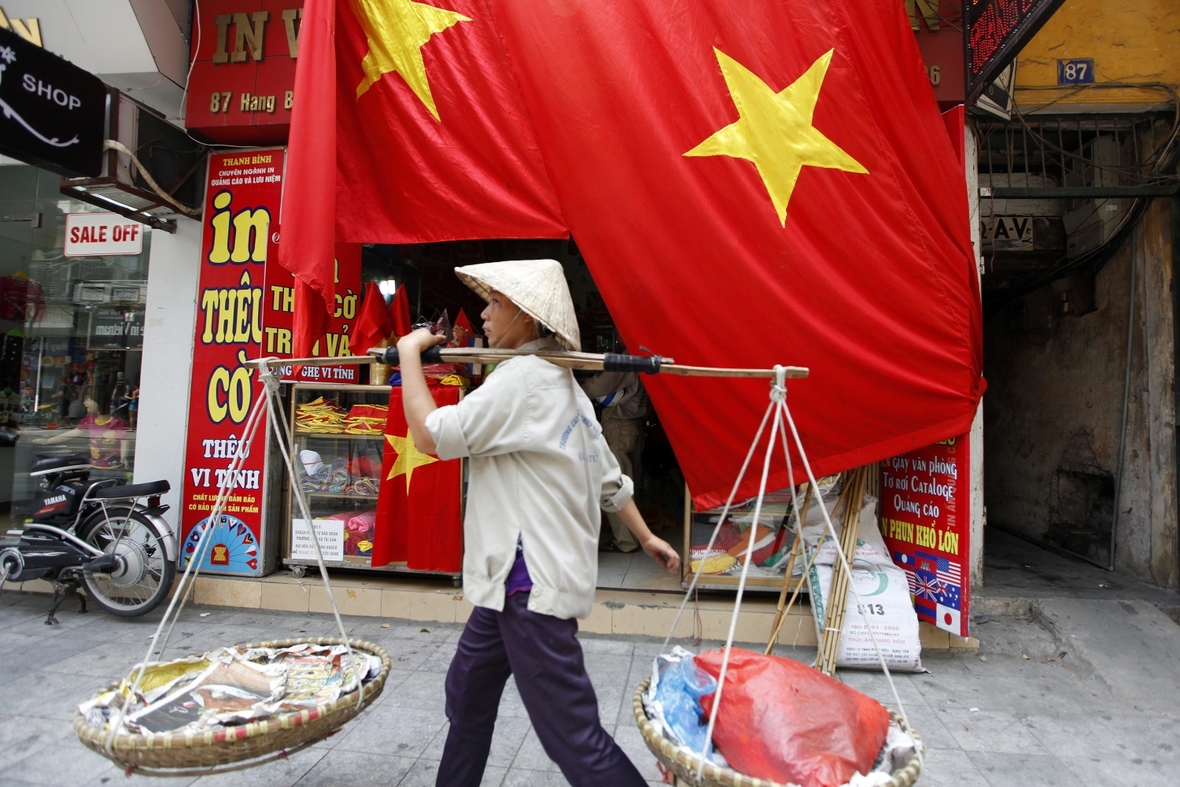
top-left (807, 498), bottom-right (924, 673)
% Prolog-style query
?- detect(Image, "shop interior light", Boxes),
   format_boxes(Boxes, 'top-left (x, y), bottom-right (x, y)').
top-left (377, 278), bottom-right (397, 298)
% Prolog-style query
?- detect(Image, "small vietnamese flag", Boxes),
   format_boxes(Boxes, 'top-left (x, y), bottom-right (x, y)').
top-left (352, 282), bottom-right (393, 356)
top-left (389, 284), bottom-right (412, 338)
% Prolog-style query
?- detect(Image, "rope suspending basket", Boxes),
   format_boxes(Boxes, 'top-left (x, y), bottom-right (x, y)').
top-left (73, 361), bottom-right (391, 776)
top-left (68, 351), bottom-right (925, 782)
top-left (631, 365), bottom-right (925, 787)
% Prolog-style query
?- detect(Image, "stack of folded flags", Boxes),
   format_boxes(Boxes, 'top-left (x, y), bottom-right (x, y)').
top-left (295, 398), bottom-right (348, 433)
top-left (344, 404), bottom-right (389, 434)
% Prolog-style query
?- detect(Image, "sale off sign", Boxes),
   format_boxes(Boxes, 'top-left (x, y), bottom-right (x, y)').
top-left (64, 213), bottom-right (145, 257)
top-left (880, 434), bottom-right (971, 638)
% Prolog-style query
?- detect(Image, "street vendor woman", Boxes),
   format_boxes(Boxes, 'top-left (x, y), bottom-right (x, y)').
top-left (397, 258), bottom-right (681, 787)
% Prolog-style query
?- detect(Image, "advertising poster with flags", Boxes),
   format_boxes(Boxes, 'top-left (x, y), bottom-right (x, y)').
top-left (880, 434), bottom-right (971, 638)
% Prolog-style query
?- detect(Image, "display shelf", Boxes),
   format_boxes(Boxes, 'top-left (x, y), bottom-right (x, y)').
top-left (284, 383), bottom-right (462, 583)
top-left (294, 432), bottom-right (385, 440)
top-left (681, 481), bottom-right (800, 594)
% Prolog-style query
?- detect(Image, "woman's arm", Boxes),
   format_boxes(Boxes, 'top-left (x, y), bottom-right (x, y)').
top-left (35, 427), bottom-right (82, 445)
top-left (397, 328), bottom-right (448, 454)
top-left (616, 499), bottom-right (681, 574)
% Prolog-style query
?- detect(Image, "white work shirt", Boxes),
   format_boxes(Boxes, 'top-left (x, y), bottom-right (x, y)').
top-left (425, 338), bottom-right (633, 620)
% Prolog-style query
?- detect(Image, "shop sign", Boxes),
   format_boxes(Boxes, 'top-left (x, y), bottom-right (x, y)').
top-left (179, 148), bottom-right (287, 576)
top-left (88, 307), bottom-right (144, 348)
top-left (966, 0), bottom-right (1065, 104)
top-left (64, 213), bottom-right (145, 257)
top-left (184, 0), bottom-right (303, 145)
top-left (0, 8), bottom-right (41, 47)
top-left (879, 434), bottom-right (971, 638)
top-left (185, 0), bottom-right (968, 142)
top-left (181, 147), bottom-right (363, 574)
top-left (261, 238), bottom-right (361, 384)
top-left (290, 518), bottom-right (345, 562)
top-left (983, 215), bottom-right (1035, 250)
top-left (906, 0), bottom-right (966, 108)
top-left (0, 26), bottom-right (105, 177)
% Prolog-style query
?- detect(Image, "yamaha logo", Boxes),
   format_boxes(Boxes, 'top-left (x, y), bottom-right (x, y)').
top-left (42, 495), bottom-right (67, 506)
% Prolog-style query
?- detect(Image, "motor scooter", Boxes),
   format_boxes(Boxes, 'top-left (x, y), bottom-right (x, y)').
top-left (0, 431), bottom-right (178, 624)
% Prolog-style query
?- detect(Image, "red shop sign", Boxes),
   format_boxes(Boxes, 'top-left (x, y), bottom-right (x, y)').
top-left (260, 239), bottom-right (362, 384)
top-left (185, 0), bottom-right (304, 145)
top-left (179, 148), bottom-right (286, 575)
top-left (879, 433), bottom-right (971, 638)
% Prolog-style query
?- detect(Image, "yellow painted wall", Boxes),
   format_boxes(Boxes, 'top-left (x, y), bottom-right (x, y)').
top-left (1015, 0), bottom-right (1179, 109)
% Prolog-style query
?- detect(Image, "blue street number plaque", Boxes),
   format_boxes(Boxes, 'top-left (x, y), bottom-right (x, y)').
top-left (1057, 59), bottom-right (1095, 84)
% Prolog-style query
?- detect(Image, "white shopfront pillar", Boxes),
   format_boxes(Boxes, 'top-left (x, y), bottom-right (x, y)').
top-left (965, 121), bottom-right (985, 590)
top-left (132, 218), bottom-right (202, 516)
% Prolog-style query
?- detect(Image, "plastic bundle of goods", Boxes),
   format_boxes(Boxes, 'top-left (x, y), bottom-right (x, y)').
top-left (298, 455), bottom-right (352, 494)
top-left (642, 647), bottom-right (919, 787)
top-left (344, 404), bottom-right (388, 434)
top-left (806, 498), bottom-right (924, 673)
top-left (295, 397), bottom-right (348, 433)
top-left (343, 510), bottom-right (376, 556)
top-left (347, 478), bottom-right (379, 496)
top-left (346, 456), bottom-right (380, 496)
top-left (323, 458), bottom-right (351, 494)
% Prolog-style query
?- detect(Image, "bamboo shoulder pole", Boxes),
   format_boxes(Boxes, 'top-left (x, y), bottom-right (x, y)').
top-left (244, 348), bottom-right (809, 380)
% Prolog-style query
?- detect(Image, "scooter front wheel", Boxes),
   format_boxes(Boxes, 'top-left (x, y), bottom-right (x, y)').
top-left (78, 508), bottom-right (176, 617)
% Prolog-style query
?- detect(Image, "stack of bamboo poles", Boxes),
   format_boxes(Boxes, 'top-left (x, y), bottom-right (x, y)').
top-left (763, 465), bottom-right (873, 676)
top-left (815, 466), bottom-right (871, 675)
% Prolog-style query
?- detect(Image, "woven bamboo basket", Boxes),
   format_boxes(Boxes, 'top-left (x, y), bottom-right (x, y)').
top-left (75, 637), bottom-right (391, 774)
top-left (632, 678), bottom-right (923, 787)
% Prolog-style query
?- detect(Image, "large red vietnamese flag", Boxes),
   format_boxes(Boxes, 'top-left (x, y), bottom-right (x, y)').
top-left (280, 0), bottom-right (568, 355)
top-left (486, 0), bottom-right (985, 508)
top-left (333, 0), bottom-right (567, 243)
top-left (277, 0), bottom-right (338, 356)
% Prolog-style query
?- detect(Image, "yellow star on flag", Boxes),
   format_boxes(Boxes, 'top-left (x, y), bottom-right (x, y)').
top-left (350, 0), bottom-right (471, 120)
top-left (385, 430), bottom-right (438, 493)
top-left (685, 48), bottom-right (868, 226)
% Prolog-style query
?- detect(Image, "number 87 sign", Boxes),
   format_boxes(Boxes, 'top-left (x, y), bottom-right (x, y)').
top-left (1058, 59), bottom-right (1095, 84)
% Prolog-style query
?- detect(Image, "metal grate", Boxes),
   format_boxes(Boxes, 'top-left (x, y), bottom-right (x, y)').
top-left (976, 114), bottom-right (1177, 191)
top-left (976, 113), bottom-right (1179, 307)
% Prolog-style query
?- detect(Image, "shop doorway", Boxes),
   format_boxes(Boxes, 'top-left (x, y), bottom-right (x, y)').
top-left (361, 239), bottom-right (687, 592)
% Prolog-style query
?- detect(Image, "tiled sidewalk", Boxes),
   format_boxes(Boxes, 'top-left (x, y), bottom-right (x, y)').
top-left (0, 590), bottom-right (1175, 786)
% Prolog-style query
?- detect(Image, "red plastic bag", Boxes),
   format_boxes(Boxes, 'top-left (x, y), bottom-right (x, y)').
top-left (697, 648), bottom-right (890, 787)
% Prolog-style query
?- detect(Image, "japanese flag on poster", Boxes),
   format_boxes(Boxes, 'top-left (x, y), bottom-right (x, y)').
top-left (880, 434), bottom-right (971, 638)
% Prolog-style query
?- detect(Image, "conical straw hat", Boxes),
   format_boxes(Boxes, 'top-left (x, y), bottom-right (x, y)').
top-left (455, 259), bottom-right (581, 350)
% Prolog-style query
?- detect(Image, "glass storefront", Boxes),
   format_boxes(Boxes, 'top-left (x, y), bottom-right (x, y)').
top-left (0, 162), bottom-right (152, 527)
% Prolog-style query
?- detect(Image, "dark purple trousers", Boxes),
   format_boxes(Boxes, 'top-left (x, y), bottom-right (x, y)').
top-left (436, 592), bottom-right (647, 787)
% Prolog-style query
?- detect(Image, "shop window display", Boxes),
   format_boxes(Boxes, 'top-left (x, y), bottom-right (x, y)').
top-left (0, 163), bottom-right (151, 526)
